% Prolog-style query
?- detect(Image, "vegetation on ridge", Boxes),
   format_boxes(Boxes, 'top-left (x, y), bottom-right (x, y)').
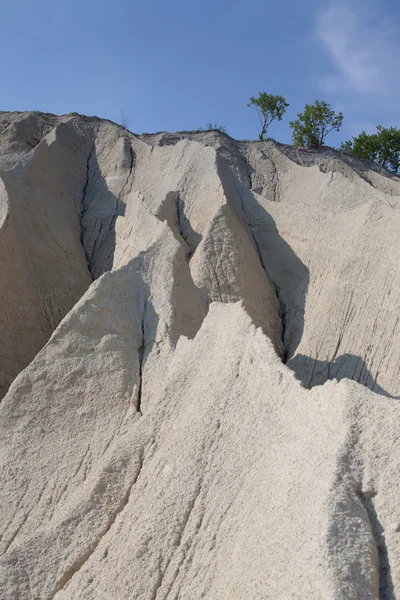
top-left (118, 93), bottom-right (399, 174)
top-left (339, 126), bottom-right (400, 174)
top-left (289, 101), bottom-right (343, 148)
top-left (247, 92), bottom-right (289, 140)
top-left (199, 123), bottom-right (228, 134)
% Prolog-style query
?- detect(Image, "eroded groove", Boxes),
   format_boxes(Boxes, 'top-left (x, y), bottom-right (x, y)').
top-left (240, 145), bottom-right (254, 189)
top-left (79, 137), bottom-right (134, 280)
top-left (2, 482), bottom-right (47, 554)
top-left (176, 195), bottom-right (192, 260)
top-left (357, 490), bottom-right (394, 600)
top-left (234, 180), bottom-right (288, 362)
top-left (150, 481), bottom-right (204, 600)
top-left (53, 451), bottom-right (145, 597)
top-left (208, 259), bottom-right (223, 302)
top-left (88, 221), bottom-right (104, 268)
top-left (156, 191), bottom-right (201, 261)
top-left (241, 145), bottom-right (280, 200)
top-left (150, 422), bottom-right (221, 599)
top-left (263, 148), bottom-right (280, 202)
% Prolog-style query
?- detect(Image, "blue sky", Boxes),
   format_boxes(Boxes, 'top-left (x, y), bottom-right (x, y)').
top-left (2, 0), bottom-right (399, 145)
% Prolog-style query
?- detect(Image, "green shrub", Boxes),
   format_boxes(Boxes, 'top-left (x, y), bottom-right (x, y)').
top-left (199, 123), bottom-right (228, 134)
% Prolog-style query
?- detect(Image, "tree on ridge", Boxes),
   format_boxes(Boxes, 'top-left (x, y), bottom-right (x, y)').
top-left (290, 100), bottom-right (343, 148)
top-left (247, 92), bottom-right (289, 140)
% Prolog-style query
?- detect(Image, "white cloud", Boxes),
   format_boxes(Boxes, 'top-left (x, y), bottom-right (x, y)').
top-left (316, 2), bottom-right (400, 96)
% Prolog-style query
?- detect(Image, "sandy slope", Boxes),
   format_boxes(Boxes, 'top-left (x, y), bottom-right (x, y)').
top-left (0, 112), bottom-right (400, 598)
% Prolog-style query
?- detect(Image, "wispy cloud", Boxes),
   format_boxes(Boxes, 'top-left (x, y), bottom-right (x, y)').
top-left (316, 2), bottom-right (400, 96)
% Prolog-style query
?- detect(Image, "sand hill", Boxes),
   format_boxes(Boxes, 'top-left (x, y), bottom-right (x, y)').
top-left (0, 111), bottom-right (400, 599)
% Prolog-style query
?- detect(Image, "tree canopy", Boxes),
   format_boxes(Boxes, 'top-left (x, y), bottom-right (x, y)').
top-left (247, 93), bottom-right (289, 140)
top-left (289, 100), bottom-right (343, 148)
top-left (340, 126), bottom-right (400, 174)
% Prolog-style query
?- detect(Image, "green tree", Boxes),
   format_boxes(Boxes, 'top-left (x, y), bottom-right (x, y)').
top-left (290, 100), bottom-right (343, 147)
top-left (247, 92), bottom-right (289, 140)
top-left (340, 126), bottom-right (400, 173)
top-left (339, 130), bottom-right (379, 162)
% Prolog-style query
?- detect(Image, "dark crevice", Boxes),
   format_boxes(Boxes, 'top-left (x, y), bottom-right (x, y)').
top-left (176, 195), bottom-right (193, 261)
top-left (97, 138), bottom-right (133, 263)
top-left (268, 152), bottom-right (280, 202)
top-left (240, 147), bottom-right (254, 190)
top-left (79, 141), bottom-right (96, 280)
top-left (276, 291), bottom-right (288, 363)
top-left (26, 136), bottom-right (41, 149)
top-left (137, 299), bottom-right (147, 414)
top-left (356, 490), bottom-right (395, 600)
top-left (156, 191), bottom-right (202, 261)
top-left (88, 221), bottom-right (104, 267)
top-left (79, 136), bottom-right (132, 280)
top-left (80, 142), bottom-right (95, 219)
top-left (119, 138), bottom-right (135, 199)
top-left (99, 245), bottom-right (115, 275)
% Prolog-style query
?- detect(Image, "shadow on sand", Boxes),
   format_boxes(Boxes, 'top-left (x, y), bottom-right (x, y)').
top-left (242, 187), bottom-right (397, 399)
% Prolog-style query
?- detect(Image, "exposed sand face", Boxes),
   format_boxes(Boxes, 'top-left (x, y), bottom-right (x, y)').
top-left (0, 112), bottom-right (399, 599)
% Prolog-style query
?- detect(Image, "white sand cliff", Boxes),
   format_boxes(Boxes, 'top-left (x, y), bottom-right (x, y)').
top-left (0, 111), bottom-right (400, 599)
